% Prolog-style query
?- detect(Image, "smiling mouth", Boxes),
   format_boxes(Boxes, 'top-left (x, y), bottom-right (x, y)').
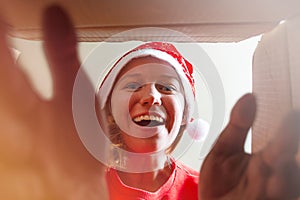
top-left (133, 115), bottom-right (165, 127)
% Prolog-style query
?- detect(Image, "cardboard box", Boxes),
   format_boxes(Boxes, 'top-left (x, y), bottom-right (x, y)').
top-left (1, 0), bottom-right (300, 42)
top-left (252, 14), bottom-right (300, 162)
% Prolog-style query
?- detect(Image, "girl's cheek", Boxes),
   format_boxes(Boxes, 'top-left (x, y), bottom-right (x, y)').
top-left (128, 93), bottom-right (140, 106)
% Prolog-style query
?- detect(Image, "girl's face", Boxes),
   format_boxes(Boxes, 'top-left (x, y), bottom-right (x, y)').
top-left (110, 56), bottom-right (185, 153)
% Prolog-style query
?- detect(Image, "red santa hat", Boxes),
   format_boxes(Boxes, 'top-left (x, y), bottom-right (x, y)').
top-left (98, 42), bottom-right (208, 141)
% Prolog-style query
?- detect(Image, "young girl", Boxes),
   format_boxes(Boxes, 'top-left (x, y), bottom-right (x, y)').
top-left (1, 6), bottom-right (299, 199)
top-left (97, 42), bottom-right (206, 199)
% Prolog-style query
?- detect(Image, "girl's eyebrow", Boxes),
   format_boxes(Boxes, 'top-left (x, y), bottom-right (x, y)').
top-left (118, 73), bottom-right (180, 83)
top-left (159, 75), bottom-right (181, 83)
top-left (118, 73), bottom-right (141, 83)
top-left (160, 75), bottom-right (179, 80)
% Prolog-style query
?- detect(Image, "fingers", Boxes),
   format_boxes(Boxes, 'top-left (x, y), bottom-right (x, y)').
top-left (42, 5), bottom-right (80, 104)
top-left (0, 16), bottom-right (38, 108)
top-left (0, 19), bottom-right (15, 74)
top-left (0, 18), bottom-right (21, 87)
top-left (266, 160), bottom-right (300, 199)
top-left (0, 15), bottom-right (40, 166)
top-left (260, 110), bottom-right (300, 199)
top-left (211, 93), bottom-right (256, 158)
top-left (262, 111), bottom-right (300, 166)
top-left (199, 94), bottom-right (256, 198)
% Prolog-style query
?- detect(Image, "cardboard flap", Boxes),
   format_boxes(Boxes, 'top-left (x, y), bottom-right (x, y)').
top-left (1, 0), bottom-right (300, 42)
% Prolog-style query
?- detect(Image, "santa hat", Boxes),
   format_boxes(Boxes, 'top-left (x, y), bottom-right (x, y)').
top-left (98, 42), bottom-right (209, 141)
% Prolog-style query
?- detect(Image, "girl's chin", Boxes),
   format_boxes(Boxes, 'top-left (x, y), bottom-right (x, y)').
top-left (121, 123), bottom-right (168, 139)
top-left (122, 138), bottom-right (170, 153)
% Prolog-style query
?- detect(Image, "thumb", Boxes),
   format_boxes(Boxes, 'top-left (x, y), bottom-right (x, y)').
top-left (210, 93), bottom-right (256, 158)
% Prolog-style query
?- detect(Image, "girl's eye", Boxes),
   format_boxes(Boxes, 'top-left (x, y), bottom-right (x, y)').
top-left (156, 84), bottom-right (176, 93)
top-left (124, 82), bottom-right (142, 91)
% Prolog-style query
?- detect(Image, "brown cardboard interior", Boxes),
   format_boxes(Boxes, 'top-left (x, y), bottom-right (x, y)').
top-left (1, 0), bottom-right (300, 42)
top-left (2, 0), bottom-right (299, 158)
top-left (0, 2), bottom-right (299, 199)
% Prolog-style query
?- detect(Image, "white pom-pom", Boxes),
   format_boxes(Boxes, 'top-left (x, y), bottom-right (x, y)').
top-left (186, 118), bottom-right (210, 141)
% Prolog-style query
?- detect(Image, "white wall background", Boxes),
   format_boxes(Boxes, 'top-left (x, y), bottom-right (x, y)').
top-left (12, 36), bottom-right (260, 170)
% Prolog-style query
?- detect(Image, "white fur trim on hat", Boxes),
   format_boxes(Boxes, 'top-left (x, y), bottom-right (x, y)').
top-left (186, 118), bottom-right (209, 141)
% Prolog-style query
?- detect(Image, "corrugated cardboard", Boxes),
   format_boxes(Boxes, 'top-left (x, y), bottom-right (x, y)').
top-left (1, 0), bottom-right (300, 42)
top-left (252, 14), bottom-right (300, 162)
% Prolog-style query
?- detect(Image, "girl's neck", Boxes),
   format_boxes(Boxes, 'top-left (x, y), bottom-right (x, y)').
top-left (109, 146), bottom-right (170, 172)
top-left (116, 160), bottom-right (173, 192)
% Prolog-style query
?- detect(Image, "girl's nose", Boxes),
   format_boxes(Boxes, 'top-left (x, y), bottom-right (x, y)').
top-left (140, 84), bottom-right (162, 106)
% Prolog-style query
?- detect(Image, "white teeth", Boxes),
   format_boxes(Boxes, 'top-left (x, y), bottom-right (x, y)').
top-left (155, 116), bottom-right (163, 122)
top-left (133, 115), bottom-right (163, 123)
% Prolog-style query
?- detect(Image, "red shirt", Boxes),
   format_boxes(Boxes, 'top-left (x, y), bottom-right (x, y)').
top-left (106, 160), bottom-right (199, 200)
